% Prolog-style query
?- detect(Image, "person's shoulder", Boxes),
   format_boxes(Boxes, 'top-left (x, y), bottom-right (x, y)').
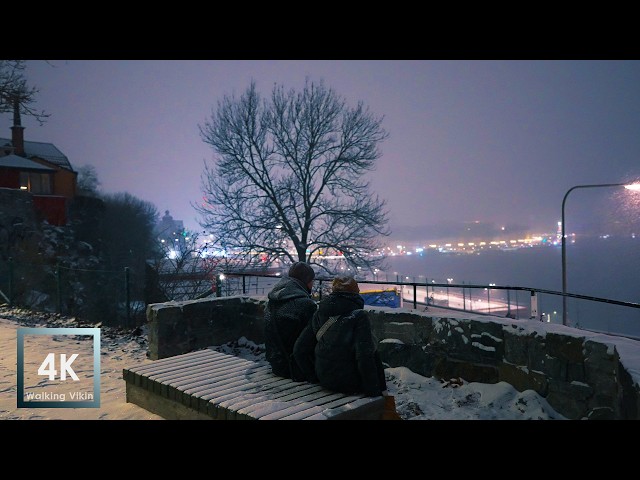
top-left (299, 295), bottom-right (318, 309)
top-left (350, 309), bottom-right (369, 321)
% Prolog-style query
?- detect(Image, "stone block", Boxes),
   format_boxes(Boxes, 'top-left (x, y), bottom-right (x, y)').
top-left (432, 357), bottom-right (499, 384)
top-left (567, 362), bottom-right (586, 383)
top-left (430, 318), bottom-right (479, 363)
top-left (384, 320), bottom-right (419, 345)
top-left (546, 332), bottom-right (585, 363)
top-left (378, 342), bottom-right (434, 377)
top-left (498, 363), bottom-right (548, 396)
top-left (527, 335), bottom-right (550, 373)
top-left (546, 379), bottom-right (592, 419)
top-left (585, 407), bottom-right (615, 420)
top-left (618, 362), bottom-right (639, 420)
top-left (503, 330), bottom-right (528, 365)
top-left (466, 321), bottom-right (504, 364)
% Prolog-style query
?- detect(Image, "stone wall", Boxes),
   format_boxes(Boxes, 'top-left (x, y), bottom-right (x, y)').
top-left (146, 296), bottom-right (266, 360)
top-left (146, 295), bottom-right (640, 419)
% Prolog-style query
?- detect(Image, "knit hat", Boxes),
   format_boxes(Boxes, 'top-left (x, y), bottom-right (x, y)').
top-left (331, 275), bottom-right (360, 294)
top-left (288, 262), bottom-right (315, 284)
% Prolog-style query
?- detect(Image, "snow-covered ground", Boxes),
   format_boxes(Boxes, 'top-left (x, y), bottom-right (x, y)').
top-left (0, 307), bottom-right (162, 420)
top-left (0, 307), bottom-right (566, 420)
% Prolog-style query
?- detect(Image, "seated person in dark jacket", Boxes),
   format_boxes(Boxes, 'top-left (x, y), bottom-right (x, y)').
top-left (293, 275), bottom-right (388, 396)
top-left (264, 262), bottom-right (317, 380)
top-left (294, 275), bottom-right (401, 419)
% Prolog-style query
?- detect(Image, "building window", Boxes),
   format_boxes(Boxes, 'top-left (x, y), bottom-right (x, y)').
top-left (19, 172), bottom-right (52, 194)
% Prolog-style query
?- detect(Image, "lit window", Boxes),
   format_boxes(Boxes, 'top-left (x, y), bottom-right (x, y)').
top-left (18, 172), bottom-right (52, 194)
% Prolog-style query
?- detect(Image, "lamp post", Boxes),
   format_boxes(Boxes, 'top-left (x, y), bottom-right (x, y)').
top-left (561, 182), bottom-right (640, 326)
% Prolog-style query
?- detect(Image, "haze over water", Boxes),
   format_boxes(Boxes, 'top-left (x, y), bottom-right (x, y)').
top-left (379, 236), bottom-right (640, 338)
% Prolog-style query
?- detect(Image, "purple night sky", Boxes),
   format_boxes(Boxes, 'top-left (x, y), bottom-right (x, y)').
top-left (2, 60), bottom-right (640, 238)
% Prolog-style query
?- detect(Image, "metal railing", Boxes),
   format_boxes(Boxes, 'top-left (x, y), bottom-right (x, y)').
top-left (216, 272), bottom-right (640, 340)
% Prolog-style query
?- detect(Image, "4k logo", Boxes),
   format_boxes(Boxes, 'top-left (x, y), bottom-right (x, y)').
top-left (17, 328), bottom-right (101, 408)
top-left (38, 353), bottom-right (80, 381)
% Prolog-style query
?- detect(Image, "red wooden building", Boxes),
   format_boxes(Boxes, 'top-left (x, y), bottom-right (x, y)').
top-left (0, 109), bottom-right (77, 226)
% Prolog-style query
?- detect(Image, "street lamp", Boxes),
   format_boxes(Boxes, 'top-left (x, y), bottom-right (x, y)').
top-left (561, 182), bottom-right (640, 326)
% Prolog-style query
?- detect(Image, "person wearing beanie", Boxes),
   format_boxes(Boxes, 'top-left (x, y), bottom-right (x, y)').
top-left (293, 274), bottom-right (402, 419)
top-left (264, 261), bottom-right (318, 381)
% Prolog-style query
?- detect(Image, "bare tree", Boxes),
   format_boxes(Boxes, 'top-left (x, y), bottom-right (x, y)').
top-left (196, 79), bottom-right (390, 275)
top-left (151, 230), bottom-right (223, 301)
top-left (0, 60), bottom-right (49, 125)
top-left (76, 164), bottom-right (101, 196)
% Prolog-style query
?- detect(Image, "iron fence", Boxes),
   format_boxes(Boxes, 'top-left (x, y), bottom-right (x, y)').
top-left (0, 257), bottom-right (143, 327)
top-left (217, 272), bottom-right (640, 340)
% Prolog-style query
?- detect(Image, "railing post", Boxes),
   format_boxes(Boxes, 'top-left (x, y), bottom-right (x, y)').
top-left (530, 290), bottom-right (538, 320)
top-left (8, 257), bottom-right (14, 306)
top-left (242, 275), bottom-right (246, 294)
top-left (56, 261), bottom-right (62, 314)
top-left (215, 274), bottom-right (222, 297)
top-left (125, 267), bottom-right (131, 326)
top-left (462, 281), bottom-right (466, 311)
top-left (413, 284), bottom-right (417, 309)
top-left (318, 279), bottom-right (323, 300)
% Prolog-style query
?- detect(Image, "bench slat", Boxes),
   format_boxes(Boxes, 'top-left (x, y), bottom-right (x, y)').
top-left (165, 363), bottom-right (270, 400)
top-left (252, 391), bottom-right (351, 420)
top-left (278, 394), bottom-right (370, 420)
top-left (124, 349), bottom-right (384, 420)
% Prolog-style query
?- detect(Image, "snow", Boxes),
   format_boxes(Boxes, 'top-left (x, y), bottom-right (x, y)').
top-left (209, 338), bottom-right (567, 420)
top-left (471, 341), bottom-right (496, 352)
top-left (3, 304), bottom-right (639, 420)
top-left (472, 332), bottom-right (503, 343)
top-left (384, 367), bottom-right (564, 420)
top-left (0, 308), bottom-right (161, 420)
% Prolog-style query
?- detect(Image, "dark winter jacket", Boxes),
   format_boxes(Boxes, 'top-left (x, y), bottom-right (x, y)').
top-left (293, 292), bottom-right (384, 397)
top-left (264, 277), bottom-right (317, 380)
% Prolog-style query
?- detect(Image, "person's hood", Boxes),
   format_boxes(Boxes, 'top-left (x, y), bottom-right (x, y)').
top-left (317, 292), bottom-right (364, 317)
top-left (267, 277), bottom-right (310, 303)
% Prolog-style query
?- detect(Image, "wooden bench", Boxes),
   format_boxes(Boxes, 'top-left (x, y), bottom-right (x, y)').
top-left (123, 348), bottom-right (384, 420)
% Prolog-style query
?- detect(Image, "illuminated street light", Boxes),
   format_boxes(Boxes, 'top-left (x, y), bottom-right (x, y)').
top-left (561, 182), bottom-right (640, 326)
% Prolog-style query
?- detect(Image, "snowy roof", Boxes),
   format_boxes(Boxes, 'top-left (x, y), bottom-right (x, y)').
top-left (0, 154), bottom-right (56, 171)
top-left (0, 137), bottom-right (73, 171)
